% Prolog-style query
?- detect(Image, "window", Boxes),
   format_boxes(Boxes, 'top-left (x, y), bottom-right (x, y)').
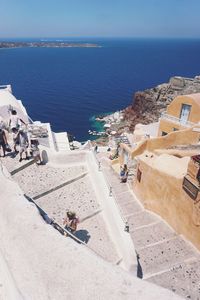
top-left (182, 176), bottom-right (199, 200)
top-left (137, 168), bottom-right (142, 182)
top-left (180, 104), bottom-right (191, 124)
top-left (162, 131), bottom-right (167, 136)
top-left (197, 168), bottom-right (200, 183)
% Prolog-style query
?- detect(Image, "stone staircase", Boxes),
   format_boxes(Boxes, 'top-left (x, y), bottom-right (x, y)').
top-left (53, 132), bottom-right (70, 152)
top-left (2, 149), bottom-right (200, 299)
top-left (1, 151), bottom-right (120, 264)
top-left (97, 152), bottom-right (200, 300)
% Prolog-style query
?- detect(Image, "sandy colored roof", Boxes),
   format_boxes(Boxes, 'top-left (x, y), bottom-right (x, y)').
top-left (178, 93), bottom-right (200, 107)
top-left (139, 151), bottom-right (189, 178)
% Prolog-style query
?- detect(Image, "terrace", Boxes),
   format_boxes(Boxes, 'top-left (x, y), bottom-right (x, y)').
top-left (160, 112), bottom-right (196, 128)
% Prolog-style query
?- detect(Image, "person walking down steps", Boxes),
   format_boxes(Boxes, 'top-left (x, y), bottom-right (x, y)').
top-left (0, 128), bottom-right (8, 157)
top-left (18, 129), bottom-right (29, 162)
top-left (9, 110), bottom-right (26, 131)
top-left (12, 128), bottom-right (20, 154)
top-left (30, 139), bottom-right (42, 165)
top-left (120, 164), bottom-right (129, 183)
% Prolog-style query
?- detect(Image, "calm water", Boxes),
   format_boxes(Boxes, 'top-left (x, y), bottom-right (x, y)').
top-left (0, 38), bottom-right (200, 141)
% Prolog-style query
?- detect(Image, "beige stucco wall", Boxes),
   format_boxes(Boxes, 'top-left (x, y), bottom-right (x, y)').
top-left (158, 95), bottom-right (200, 135)
top-left (133, 122), bottom-right (159, 142)
top-left (158, 119), bottom-right (187, 136)
top-left (133, 153), bottom-right (200, 251)
top-left (129, 126), bottom-right (200, 159)
top-left (167, 95), bottom-right (200, 123)
top-left (117, 126), bottom-right (200, 167)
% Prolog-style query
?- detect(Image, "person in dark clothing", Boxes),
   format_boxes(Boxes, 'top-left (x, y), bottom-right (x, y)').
top-left (0, 128), bottom-right (7, 157)
top-left (120, 164), bottom-right (128, 183)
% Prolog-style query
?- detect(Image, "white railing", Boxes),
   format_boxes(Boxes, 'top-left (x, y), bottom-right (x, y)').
top-left (93, 150), bottom-right (129, 230)
top-left (161, 112), bottom-right (195, 128)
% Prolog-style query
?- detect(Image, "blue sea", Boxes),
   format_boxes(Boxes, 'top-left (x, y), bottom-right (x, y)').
top-left (0, 37), bottom-right (200, 141)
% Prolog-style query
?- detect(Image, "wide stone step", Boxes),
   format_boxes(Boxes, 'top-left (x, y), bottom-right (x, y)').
top-left (115, 191), bottom-right (139, 206)
top-left (147, 257), bottom-right (200, 300)
top-left (137, 236), bottom-right (197, 278)
top-left (13, 163), bottom-right (87, 198)
top-left (119, 197), bottom-right (143, 217)
top-left (10, 158), bottom-right (36, 175)
top-left (130, 221), bottom-right (177, 249)
top-left (102, 168), bottom-right (120, 184)
top-left (2, 152), bottom-right (22, 172)
top-left (127, 210), bottom-right (161, 231)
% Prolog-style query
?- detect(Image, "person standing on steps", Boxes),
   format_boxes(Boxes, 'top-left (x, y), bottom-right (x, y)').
top-left (94, 144), bottom-right (98, 153)
top-left (120, 164), bottom-right (128, 183)
top-left (18, 129), bottom-right (29, 162)
top-left (9, 110), bottom-right (26, 131)
top-left (30, 139), bottom-right (42, 165)
top-left (0, 128), bottom-right (8, 157)
top-left (12, 128), bottom-right (20, 153)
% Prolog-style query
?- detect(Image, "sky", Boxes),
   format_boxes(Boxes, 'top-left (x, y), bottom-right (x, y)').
top-left (0, 0), bottom-right (200, 38)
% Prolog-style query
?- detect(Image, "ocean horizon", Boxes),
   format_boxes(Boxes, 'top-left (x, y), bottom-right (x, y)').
top-left (0, 37), bottom-right (200, 141)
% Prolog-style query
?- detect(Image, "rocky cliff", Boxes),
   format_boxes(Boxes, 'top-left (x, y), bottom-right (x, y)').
top-left (123, 76), bottom-right (200, 131)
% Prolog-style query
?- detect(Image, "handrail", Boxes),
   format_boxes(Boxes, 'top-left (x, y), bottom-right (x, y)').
top-left (28, 115), bottom-right (34, 124)
top-left (24, 194), bottom-right (107, 260)
top-left (161, 112), bottom-right (195, 127)
top-left (102, 168), bottom-right (128, 226)
top-left (52, 131), bottom-right (58, 151)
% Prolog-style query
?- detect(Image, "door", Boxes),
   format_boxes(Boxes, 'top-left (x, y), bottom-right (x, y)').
top-left (180, 104), bottom-right (191, 124)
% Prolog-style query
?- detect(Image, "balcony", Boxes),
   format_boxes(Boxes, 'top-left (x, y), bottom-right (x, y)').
top-left (160, 112), bottom-right (195, 128)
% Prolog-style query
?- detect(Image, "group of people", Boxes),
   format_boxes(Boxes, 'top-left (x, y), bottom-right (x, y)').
top-left (0, 109), bottom-right (42, 164)
top-left (12, 128), bottom-right (42, 164)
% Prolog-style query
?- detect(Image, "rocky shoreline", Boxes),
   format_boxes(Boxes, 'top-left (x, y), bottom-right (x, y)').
top-left (95, 75), bottom-right (200, 142)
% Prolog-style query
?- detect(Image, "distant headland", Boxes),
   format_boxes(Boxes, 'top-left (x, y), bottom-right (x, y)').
top-left (0, 42), bottom-right (101, 48)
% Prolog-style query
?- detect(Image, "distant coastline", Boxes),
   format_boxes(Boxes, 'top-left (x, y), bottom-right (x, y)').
top-left (0, 42), bottom-right (101, 49)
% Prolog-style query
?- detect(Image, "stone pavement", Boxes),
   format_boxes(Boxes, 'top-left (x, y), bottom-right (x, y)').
top-left (1, 151), bottom-right (119, 264)
top-left (97, 151), bottom-right (200, 300)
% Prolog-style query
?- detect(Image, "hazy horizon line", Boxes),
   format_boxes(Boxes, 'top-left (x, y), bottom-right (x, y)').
top-left (0, 36), bottom-right (200, 40)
